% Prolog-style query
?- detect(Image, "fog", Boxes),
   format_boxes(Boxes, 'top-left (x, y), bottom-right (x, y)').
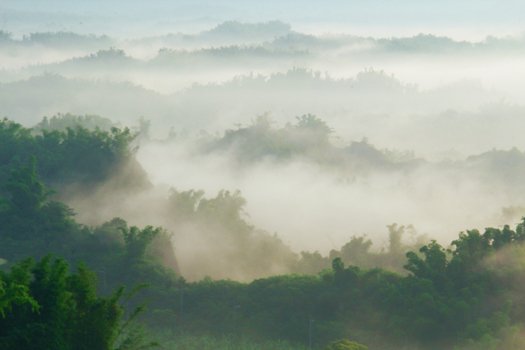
top-left (3, 8), bottom-right (525, 280)
top-left (45, 113), bottom-right (525, 280)
top-left (134, 121), bottom-right (525, 255)
top-left (3, 67), bottom-right (525, 158)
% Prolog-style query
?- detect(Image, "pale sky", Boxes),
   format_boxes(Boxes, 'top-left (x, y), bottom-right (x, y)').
top-left (1, 0), bottom-right (524, 39)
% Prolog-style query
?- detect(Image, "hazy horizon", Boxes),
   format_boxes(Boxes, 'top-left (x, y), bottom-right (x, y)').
top-left (2, 0), bottom-right (525, 39)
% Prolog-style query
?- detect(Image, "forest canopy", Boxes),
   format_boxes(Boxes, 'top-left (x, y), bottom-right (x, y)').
top-left (1, 115), bottom-right (525, 349)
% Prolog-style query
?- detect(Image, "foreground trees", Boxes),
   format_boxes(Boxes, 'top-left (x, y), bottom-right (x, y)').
top-left (0, 257), bottom-right (123, 350)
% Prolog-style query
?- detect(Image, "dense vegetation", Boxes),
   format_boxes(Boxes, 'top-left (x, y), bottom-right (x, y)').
top-left (3, 116), bottom-right (525, 349)
top-left (0, 116), bottom-right (147, 190)
top-left (0, 256), bottom-right (121, 349)
top-left (197, 114), bottom-right (419, 172)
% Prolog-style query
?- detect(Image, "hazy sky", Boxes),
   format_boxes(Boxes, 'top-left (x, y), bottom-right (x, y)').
top-left (2, 0), bottom-right (524, 39)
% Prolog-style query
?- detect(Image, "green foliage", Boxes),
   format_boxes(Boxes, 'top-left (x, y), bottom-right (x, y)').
top-left (206, 113), bottom-right (333, 163)
top-left (405, 240), bottom-right (448, 280)
top-left (0, 117), bottom-right (140, 189)
top-left (122, 226), bottom-right (162, 262)
top-left (0, 257), bottom-right (124, 350)
top-left (324, 339), bottom-right (368, 350)
top-left (202, 114), bottom-right (417, 174)
top-left (6, 116), bottom-right (525, 349)
top-left (0, 261), bottom-right (39, 318)
top-left (298, 225), bottom-right (427, 275)
top-left (0, 159), bottom-right (178, 310)
top-left (0, 160), bottom-right (77, 246)
top-left (158, 332), bottom-right (307, 349)
top-left (113, 292), bottom-right (160, 350)
top-left (153, 221), bottom-right (525, 349)
top-left (33, 113), bottom-right (116, 133)
top-left (4, 158), bottom-right (50, 215)
top-left (332, 257), bottom-right (345, 273)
